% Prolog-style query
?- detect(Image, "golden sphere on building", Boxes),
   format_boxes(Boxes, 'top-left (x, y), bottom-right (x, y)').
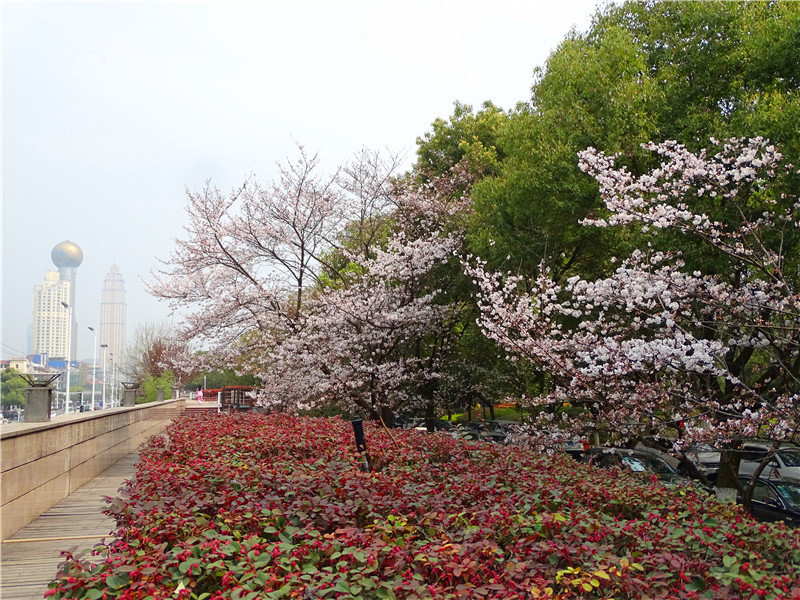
top-left (51, 240), bottom-right (84, 268)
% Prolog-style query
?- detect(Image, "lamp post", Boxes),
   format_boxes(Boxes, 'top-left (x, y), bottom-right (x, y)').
top-left (110, 353), bottom-right (117, 407)
top-left (100, 344), bottom-right (108, 409)
top-left (61, 301), bottom-right (72, 414)
top-left (88, 327), bottom-right (97, 410)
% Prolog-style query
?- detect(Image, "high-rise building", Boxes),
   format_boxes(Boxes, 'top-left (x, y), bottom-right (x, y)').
top-left (32, 271), bottom-right (71, 359)
top-left (31, 241), bottom-right (83, 360)
top-left (100, 264), bottom-right (127, 366)
top-left (50, 240), bottom-right (84, 358)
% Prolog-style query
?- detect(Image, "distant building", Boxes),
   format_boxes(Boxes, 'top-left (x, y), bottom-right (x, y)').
top-left (30, 241), bottom-right (83, 370)
top-left (7, 358), bottom-right (32, 372)
top-left (50, 240), bottom-right (83, 358)
top-left (100, 264), bottom-right (127, 366)
top-left (32, 271), bottom-right (71, 359)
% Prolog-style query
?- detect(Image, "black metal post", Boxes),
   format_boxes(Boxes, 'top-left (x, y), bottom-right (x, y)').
top-left (351, 419), bottom-right (371, 471)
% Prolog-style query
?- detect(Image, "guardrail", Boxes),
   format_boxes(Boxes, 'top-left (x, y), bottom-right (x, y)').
top-left (1, 398), bottom-right (185, 540)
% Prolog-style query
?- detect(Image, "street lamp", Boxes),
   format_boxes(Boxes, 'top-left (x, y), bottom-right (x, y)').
top-left (61, 301), bottom-right (72, 414)
top-left (88, 327), bottom-right (97, 410)
top-left (109, 353), bottom-right (116, 407)
top-left (100, 344), bottom-right (108, 409)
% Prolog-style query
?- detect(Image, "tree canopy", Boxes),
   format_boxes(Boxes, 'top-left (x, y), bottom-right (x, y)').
top-left (450, 0), bottom-right (800, 280)
top-left (150, 0), bottom-right (800, 481)
top-left (1, 368), bottom-right (26, 408)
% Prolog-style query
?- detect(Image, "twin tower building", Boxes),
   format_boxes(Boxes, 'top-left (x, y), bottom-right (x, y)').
top-left (32, 241), bottom-right (126, 364)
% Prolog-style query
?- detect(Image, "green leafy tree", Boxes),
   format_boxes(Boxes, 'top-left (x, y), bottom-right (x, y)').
top-left (1, 367), bottom-right (26, 408)
top-left (187, 368), bottom-right (259, 391)
top-left (415, 101), bottom-right (509, 180)
top-left (138, 370), bottom-right (175, 403)
top-left (409, 0), bottom-right (800, 446)
top-left (464, 0), bottom-right (800, 281)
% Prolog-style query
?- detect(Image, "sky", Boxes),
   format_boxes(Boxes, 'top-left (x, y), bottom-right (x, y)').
top-left (2, 0), bottom-right (602, 362)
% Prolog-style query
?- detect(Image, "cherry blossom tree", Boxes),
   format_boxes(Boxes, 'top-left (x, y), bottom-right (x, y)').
top-left (468, 137), bottom-right (800, 498)
top-left (148, 146), bottom-right (404, 350)
top-left (235, 165), bottom-right (475, 423)
top-left (252, 230), bottom-right (465, 422)
top-left (123, 322), bottom-right (184, 382)
top-left (150, 146), bottom-right (474, 423)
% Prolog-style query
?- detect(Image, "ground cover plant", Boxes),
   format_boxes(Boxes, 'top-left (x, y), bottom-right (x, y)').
top-left (48, 414), bottom-right (800, 600)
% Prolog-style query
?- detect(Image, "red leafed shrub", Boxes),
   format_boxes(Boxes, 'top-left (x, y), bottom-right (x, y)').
top-left (47, 414), bottom-right (800, 600)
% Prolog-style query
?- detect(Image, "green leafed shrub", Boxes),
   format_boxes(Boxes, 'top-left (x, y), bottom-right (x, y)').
top-left (47, 414), bottom-right (800, 599)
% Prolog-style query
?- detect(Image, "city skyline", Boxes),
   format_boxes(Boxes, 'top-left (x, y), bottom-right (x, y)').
top-left (9, 244), bottom-right (132, 365)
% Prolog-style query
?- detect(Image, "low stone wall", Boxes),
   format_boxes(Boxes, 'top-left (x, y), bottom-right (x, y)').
top-left (0, 398), bottom-right (185, 540)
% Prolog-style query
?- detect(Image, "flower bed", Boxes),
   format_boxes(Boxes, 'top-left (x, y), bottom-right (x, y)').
top-left (48, 414), bottom-right (800, 599)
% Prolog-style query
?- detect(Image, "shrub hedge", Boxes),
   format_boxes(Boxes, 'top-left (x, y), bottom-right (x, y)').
top-left (47, 414), bottom-right (800, 599)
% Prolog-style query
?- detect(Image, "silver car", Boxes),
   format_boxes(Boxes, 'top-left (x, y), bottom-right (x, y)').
top-left (738, 443), bottom-right (800, 483)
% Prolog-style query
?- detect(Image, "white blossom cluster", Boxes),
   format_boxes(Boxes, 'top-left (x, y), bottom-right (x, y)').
top-left (469, 138), bottom-right (800, 448)
top-left (149, 148), bottom-right (472, 419)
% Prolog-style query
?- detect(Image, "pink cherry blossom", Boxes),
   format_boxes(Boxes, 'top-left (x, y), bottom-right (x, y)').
top-left (468, 138), bottom-right (800, 454)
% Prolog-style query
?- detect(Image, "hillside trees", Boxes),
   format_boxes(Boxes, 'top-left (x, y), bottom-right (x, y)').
top-left (414, 101), bottom-right (509, 182)
top-left (468, 137), bottom-right (800, 498)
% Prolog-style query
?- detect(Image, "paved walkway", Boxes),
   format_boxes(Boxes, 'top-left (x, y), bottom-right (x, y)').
top-left (1, 453), bottom-right (139, 600)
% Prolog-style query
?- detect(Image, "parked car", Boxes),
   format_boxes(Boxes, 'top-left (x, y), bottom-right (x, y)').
top-left (561, 439), bottom-right (591, 461)
top-left (738, 443), bottom-right (800, 483)
top-left (683, 443), bottom-right (721, 478)
top-left (634, 442), bottom-right (720, 478)
top-left (580, 448), bottom-right (690, 486)
top-left (737, 476), bottom-right (800, 527)
top-left (413, 420), bottom-right (457, 433)
top-left (485, 420), bottom-right (519, 433)
top-left (455, 428), bottom-right (508, 445)
top-left (480, 430), bottom-right (509, 445)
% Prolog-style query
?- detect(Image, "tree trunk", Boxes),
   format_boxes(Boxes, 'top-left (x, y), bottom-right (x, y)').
top-left (380, 404), bottom-right (394, 429)
top-left (741, 444), bottom-right (781, 515)
top-left (715, 448), bottom-right (741, 504)
top-left (425, 400), bottom-right (436, 432)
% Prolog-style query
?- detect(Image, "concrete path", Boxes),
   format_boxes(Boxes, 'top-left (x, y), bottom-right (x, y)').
top-left (1, 453), bottom-right (138, 600)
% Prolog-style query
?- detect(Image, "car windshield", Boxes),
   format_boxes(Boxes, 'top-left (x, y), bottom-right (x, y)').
top-left (778, 450), bottom-right (800, 467)
top-left (621, 454), bottom-right (677, 476)
top-left (774, 482), bottom-right (800, 508)
top-left (621, 457), bottom-right (648, 472)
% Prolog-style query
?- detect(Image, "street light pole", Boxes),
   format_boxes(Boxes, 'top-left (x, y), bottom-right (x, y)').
top-left (61, 301), bottom-right (72, 414)
top-left (100, 344), bottom-right (108, 409)
top-left (88, 327), bottom-right (97, 410)
top-left (114, 360), bottom-right (119, 406)
top-left (109, 353), bottom-right (115, 407)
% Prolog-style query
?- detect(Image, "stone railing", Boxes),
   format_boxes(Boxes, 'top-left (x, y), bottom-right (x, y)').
top-left (1, 398), bottom-right (185, 540)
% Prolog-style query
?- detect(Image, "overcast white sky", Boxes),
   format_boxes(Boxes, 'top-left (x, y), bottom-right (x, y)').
top-left (2, 0), bottom-right (601, 361)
